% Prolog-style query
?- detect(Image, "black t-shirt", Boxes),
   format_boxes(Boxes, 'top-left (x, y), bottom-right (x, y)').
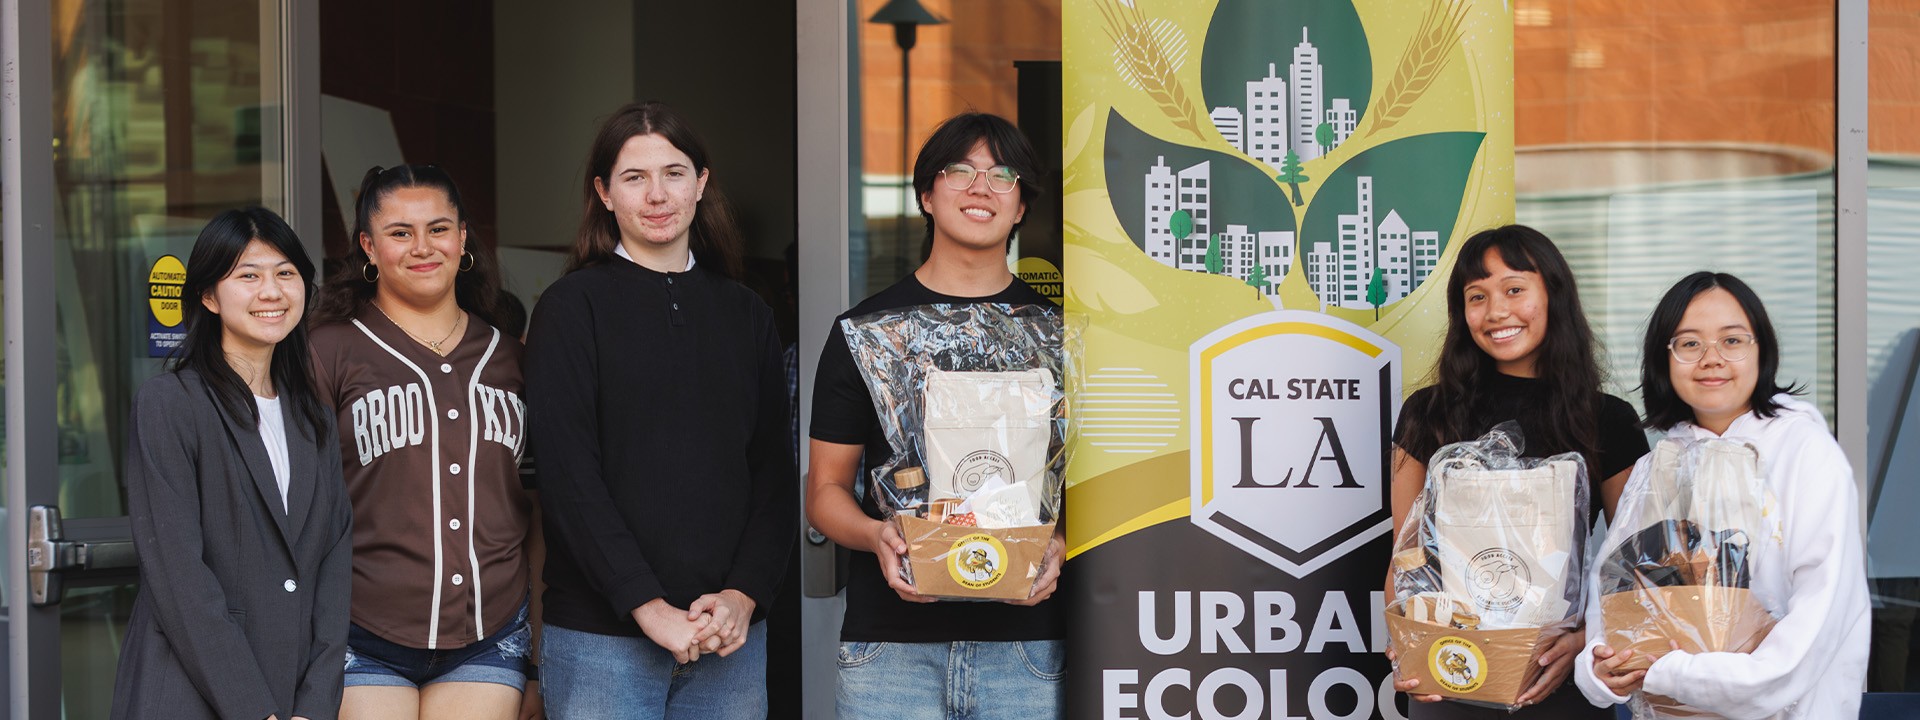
top-left (810, 272), bottom-right (1065, 642)
top-left (1393, 372), bottom-right (1647, 526)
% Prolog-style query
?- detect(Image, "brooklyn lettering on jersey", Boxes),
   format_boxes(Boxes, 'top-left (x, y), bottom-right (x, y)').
top-left (350, 382), bottom-right (526, 466)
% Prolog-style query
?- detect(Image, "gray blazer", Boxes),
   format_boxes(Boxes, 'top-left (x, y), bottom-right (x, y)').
top-left (111, 369), bottom-right (352, 720)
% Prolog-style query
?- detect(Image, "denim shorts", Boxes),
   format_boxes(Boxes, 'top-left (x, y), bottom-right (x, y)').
top-left (344, 598), bottom-right (532, 691)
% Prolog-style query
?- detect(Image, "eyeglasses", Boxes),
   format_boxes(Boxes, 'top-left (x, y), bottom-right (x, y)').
top-left (1667, 334), bottom-right (1755, 364)
top-left (940, 163), bottom-right (1021, 194)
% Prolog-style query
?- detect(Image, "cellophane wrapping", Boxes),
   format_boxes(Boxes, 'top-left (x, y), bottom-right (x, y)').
top-left (1387, 424), bottom-right (1591, 709)
top-left (840, 303), bottom-right (1076, 600)
top-left (1592, 437), bottom-right (1783, 719)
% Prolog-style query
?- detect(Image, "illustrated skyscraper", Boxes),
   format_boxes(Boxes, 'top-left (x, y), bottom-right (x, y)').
top-left (1325, 98), bottom-right (1357, 148)
top-left (1210, 107), bottom-right (1245, 153)
top-left (1144, 157), bottom-right (1177, 263)
top-left (1289, 29), bottom-right (1324, 162)
top-left (1245, 64), bottom-right (1288, 168)
top-left (1413, 230), bottom-right (1441, 286)
top-left (1336, 176), bottom-right (1374, 305)
top-left (1176, 162), bottom-right (1212, 270)
top-left (1377, 209), bottom-right (1412, 300)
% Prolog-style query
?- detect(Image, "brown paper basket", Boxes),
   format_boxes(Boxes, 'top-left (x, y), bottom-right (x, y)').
top-left (895, 515), bottom-right (1056, 600)
top-left (1600, 585), bottom-right (1775, 671)
top-left (1384, 595), bottom-right (1556, 707)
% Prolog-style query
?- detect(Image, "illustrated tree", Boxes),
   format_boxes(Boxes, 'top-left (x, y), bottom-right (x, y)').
top-left (1168, 209), bottom-right (1193, 245)
top-left (1204, 234), bottom-right (1225, 275)
top-left (1276, 149), bottom-right (1310, 207)
top-left (1245, 261), bottom-right (1269, 297)
top-left (1316, 122), bottom-right (1336, 156)
top-left (1366, 266), bottom-right (1388, 319)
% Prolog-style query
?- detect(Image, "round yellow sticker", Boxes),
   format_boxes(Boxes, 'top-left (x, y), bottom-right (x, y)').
top-left (1428, 635), bottom-right (1488, 694)
top-left (148, 255), bottom-right (187, 327)
top-left (947, 533), bottom-right (1009, 590)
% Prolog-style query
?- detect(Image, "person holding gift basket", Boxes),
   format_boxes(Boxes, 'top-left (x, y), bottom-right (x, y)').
top-left (1386, 225), bottom-right (1648, 717)
top-left (808, 112), bottom-right (1068, 719)
top-left (1574, 273), bottom-right (1869, 719)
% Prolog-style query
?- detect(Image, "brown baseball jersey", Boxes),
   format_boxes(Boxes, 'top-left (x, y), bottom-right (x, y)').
top-left (310, 306), bottom-right (531, 650)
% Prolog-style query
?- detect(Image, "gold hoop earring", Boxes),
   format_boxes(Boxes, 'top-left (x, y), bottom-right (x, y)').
top-left (362, 262), bottom-right (379, 283)
top-left (459, 251), bottom-right (475, 272)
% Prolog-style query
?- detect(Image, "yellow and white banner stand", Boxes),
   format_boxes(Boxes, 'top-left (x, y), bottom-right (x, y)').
top-left (1062, 1), bottom-right (1514, 716)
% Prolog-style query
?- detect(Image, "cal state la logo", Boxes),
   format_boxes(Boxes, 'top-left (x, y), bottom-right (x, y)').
top-left (1189, 311), bottom-right (1401, 578)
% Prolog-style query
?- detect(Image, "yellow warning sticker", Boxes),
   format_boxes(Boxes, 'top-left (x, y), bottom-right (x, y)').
top-left (148, 255), bottom-right (187, 327)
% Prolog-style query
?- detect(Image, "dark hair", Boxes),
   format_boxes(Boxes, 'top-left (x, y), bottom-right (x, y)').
top-left (565, 101), bottom-right (744, 279)
top-left (312, 164), bottom-right (502, 326)
top-left (1399, 224), bottom-right (1605, 463)
top-left (912, 112), bottom-right (1042, 252)
top-left (176, 207), bottom-right (329, 433)
top-left (493, 289), bottom-right (527, 339)
top-left (1639, 272), bottom-right (1802, 429)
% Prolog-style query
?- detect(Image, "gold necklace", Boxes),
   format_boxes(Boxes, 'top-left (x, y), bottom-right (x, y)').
top-left (373, 303), bottom-right (463, 356)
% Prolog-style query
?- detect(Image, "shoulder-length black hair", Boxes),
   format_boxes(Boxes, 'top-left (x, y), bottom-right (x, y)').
top-left (1639, 271), bottom-right (1802, 429)
top-left (1399, 224), bottom-right (1605, 463)
top-left (311, 164), bottom-right (502, 326)
top-left (912, 112), bottom-right (1043, 253)
top-left (176, 207), bottom-right (329, 433)
top-left (565, 101), bottom-right (744, 279)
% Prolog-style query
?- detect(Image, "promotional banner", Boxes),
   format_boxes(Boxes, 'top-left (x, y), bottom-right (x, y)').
top-left (1062, 1), bottom-right (1514, 717)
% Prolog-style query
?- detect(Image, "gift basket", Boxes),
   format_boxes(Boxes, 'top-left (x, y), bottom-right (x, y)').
top-left (1592, 437), bottom-right (1783, 719)
top-left (840, 303), bottom-right (1074, 600)
top-left (1384, 424), bottom-right (1590, 709)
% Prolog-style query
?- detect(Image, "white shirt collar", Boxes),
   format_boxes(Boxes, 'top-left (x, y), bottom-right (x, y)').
top-left (614, 242), bottom-right (696, 271)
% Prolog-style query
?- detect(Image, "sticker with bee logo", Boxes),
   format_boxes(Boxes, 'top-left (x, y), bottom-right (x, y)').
top-left (948, 533), bottom-right (1009, 590)
top-left (1428, 636), bottom-right (1487, 694)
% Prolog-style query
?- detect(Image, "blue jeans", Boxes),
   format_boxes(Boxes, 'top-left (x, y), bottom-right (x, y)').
top-left (540, 621), bottom-right (767, 720)
top-left (836, 640), bottom-right (1065, 719)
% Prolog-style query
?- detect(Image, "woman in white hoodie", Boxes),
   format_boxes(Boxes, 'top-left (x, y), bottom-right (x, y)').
top-left (1575, 272), bottom-right (1869, 718)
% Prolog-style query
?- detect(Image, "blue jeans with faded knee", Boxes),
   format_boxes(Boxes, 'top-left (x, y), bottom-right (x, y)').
top-left (540, 621), bottom-right (768, 720)
top-left (836, 640), bottom-right (1065, 719)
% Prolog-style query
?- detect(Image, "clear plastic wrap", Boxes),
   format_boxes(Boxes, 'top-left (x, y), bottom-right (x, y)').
top-left (840, 303), bottom-right (1074, 600)
top-left (1384, 424), bottom-right (1590, 709)
top-left (1592, 437), bottom-right (1783, 719)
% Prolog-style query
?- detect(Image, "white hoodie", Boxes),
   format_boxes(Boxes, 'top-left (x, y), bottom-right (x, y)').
top-left (1574, 395), bottom-right (1870, 719)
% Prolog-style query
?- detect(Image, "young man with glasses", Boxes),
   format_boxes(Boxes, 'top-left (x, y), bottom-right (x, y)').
top-left (807, 112), bottom-right (1066, 718)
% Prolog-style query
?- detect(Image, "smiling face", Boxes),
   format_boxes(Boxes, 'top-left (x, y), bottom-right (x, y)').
top-left (201, 239), bottom-right (305, 357)
top-left (360, 185), bottom-right (465, 310)
top-left (919, 139), bottom-right (1026, 254)
top-left (1669, 287), bottom-right (1759, 434)
top-left (594, 133), bottom-right (708, 255)
top-left (1462, 249), bottom-right (1549, 377)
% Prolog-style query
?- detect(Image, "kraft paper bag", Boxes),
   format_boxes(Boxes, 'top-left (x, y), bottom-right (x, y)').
top-left (1430, 459), bottom-right (1577, 630)
top-left (923, 368), bottom-right (1052, 507)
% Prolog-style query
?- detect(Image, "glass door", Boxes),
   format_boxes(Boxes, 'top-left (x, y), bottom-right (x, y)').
top-left (6, 0), bottom-right (303, 716)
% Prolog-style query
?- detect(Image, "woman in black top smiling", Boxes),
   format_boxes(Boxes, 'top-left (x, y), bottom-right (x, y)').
top-left (1386, 225), bottom-right (1647, 718)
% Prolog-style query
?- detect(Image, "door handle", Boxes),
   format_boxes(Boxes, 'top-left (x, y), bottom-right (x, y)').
top-left (27, 505), bottom-right (138, 606)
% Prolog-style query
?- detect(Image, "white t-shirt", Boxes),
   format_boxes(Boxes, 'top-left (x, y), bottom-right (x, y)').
top-left (255, 395), bottom-right (291, 514)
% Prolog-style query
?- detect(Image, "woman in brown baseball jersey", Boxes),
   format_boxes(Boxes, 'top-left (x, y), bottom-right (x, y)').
top-left (310, 165), bottom-right (539, 720)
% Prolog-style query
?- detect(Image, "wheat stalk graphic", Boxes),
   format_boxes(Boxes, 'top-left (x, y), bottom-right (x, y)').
top-left (1098, 0), bottom-right (1205, 141)
top-left (1367, 0), bottom-right (1470, 136)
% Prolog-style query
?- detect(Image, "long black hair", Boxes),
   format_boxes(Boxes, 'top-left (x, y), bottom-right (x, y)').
top-left (912, 111), bottom-right (1042, 252)
top-left (312, 164), bottom-right (502, 325)
top-left (1398, 224), bottom-right (1605, 463)
top-left (1639, 272), bottom-right (1802, 429)
top-left (175, 207), bottom-right (329, 433)
top-left (565, 101), bottom-right (744, 279)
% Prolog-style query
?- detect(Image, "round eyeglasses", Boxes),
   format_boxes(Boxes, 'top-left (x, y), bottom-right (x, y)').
top-left (940, 163), bottom-right (1021, 194)
top-left (1667, 334), bottom-right (1754, 364)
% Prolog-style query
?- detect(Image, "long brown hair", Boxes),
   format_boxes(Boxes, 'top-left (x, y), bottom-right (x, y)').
top-left (564, 101), bottom-right (744, 279)
top-left (312, 164), bottom-right (502, 326)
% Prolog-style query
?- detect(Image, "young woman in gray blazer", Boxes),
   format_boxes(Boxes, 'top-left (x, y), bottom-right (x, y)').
top-left (111, 207), bottom-right (353, 720)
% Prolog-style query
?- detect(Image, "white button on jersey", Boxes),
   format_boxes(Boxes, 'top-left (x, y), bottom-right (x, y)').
top-left (452, 574), bottom-right (464, 586)
top-left (450, 519), bottom-right (461, 530)
top-left (450, 463), bottom-right (462, 475)
top-left (440, 363), bottom-right (453, 374)
top-left (284, 579), bottom-right (297, 592)
top-left (448, 409), bottom-right (460, 420)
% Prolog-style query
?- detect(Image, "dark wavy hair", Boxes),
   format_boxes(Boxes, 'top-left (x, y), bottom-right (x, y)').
top-left (1398, 225), bottom-right (1604, 463)
top-left (1639, 272), bottom-right (1801, 429)
top-left (564, 101), bottom-right (744, 279)
top-left (311, 164), bottom-right (501, 326)
top-left (175, 207), bottom-right (329, 433)
top-left (912, 112), bottom-right (1042, 252)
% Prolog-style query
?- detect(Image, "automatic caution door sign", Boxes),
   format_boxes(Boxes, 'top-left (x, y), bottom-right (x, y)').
top-left (147, 255), bottom-right (187, 357)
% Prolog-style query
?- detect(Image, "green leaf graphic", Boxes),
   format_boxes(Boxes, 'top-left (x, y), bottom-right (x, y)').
top-left (1200, 0), bottom-right (1370, 163)
top-left (1103, 109), bottom-right (1297, 270)
top-left (1297, 131), bottom-right (1485, 310)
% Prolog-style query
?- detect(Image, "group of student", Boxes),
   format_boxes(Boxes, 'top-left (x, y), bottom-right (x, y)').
top-left (109, 95), bottom-right (1867, 720)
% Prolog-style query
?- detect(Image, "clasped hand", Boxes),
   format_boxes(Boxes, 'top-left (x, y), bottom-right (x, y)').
top-left (630, 591), bottom-right (756, 664)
